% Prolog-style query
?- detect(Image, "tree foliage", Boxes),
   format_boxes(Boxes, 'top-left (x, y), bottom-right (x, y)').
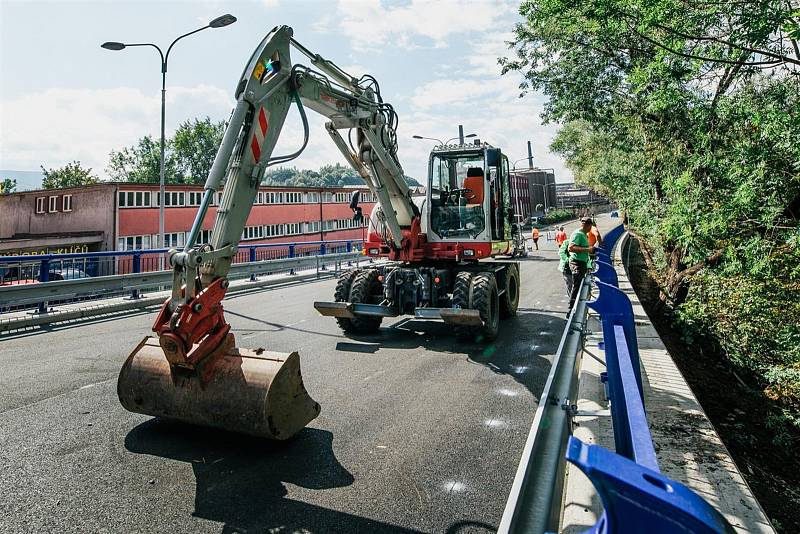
top-left (504, 0), bottom-right (800, 431)
top-left (41, 161), bottom-right (98, 189)
top-left (0, 178), bottom-right (16, 194)
top-left (263, 163), bottom-right (420, 188)
top-left (106, 117), bottom-right (224, 184)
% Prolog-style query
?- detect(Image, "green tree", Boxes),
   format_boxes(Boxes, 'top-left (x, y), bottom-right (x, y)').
top-left (107, 135), bottom-right (179, 184)
top-left (0, 178), bottom-right (16, 194)
top-left (172, 117), bottom-right (226, 184)
top-left (503, 0), bottom-right (800, 436)
top-left (41, 161), bottom-right (98, 189)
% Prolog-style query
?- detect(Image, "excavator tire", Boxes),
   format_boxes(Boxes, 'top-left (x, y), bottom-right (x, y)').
top-left (118, 335), bottom-right (320, 440)
top-left (465, 272), bottom-right (500, 342)
top-left (334, 269), bottom-right (359, 332)
top-left (452, 271), bottom-right (474, 340)
top-left (347, 269), bottom-right (383, 334)
top-left (500, 264), bottom-right (520, 318)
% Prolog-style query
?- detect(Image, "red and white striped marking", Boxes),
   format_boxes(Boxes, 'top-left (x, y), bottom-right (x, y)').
top-left (250, 107), bottom-right (269, 162)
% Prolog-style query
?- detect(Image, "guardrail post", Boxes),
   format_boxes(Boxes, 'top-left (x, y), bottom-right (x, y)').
top-left (565, 438), bottom-right (734, 533)
top-left (288, 244), bottom-right (296, 274)
top-left (130, 253), bottom-right (141, 299)
top-left (249, 247), bottom-right (257, 281)
top-left (319, 243), bottom-right (327, 271)
top-left (37, 258), bottom-right (50, 314)
top-left (346, 241), bottom-right (352, 253)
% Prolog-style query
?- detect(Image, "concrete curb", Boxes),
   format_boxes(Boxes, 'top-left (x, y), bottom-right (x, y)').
top-left (560, 231), bottom-right (775, 533)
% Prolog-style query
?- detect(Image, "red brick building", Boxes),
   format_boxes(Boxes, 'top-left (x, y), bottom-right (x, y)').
top-left (0, 183), bottom-right (376, 256)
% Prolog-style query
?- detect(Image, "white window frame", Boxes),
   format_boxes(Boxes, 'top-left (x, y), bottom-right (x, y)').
top-left (48, 196), bottom-right (58, 213)
top-left (35, 197), bottom-right (45, 214)
top-left (62, 194), bottom-right (73, 212)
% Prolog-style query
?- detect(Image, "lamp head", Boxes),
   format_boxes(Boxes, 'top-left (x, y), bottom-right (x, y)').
top-left (209, 14), bottom-right (237, 28)
top-left (101, 41), bottom-right (126, 51)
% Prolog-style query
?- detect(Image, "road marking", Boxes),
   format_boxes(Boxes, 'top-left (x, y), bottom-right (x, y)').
top-left (364, 369), bottom-right (387, 381)
top-left (530, 344), bottom-right (540, 351)
top-left (510, 365), bottom-right (529, 374)
top-left (444, 481), bottom-right (466, 494)
top-left (497, 388), bottom-right (520, 397)
top-left (538, 331), bottom-right (553, 336)
top-left (484, 417), bottom-right (509, 429)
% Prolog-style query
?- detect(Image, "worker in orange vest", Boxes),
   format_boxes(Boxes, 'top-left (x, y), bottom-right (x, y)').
top-left (531, 227), bottom-right (540, 250)
top-left (555, 226), bottom-right (567, 246)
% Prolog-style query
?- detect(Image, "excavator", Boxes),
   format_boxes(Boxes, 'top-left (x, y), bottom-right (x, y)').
top-left (118, 25), bottom-right (520, 440)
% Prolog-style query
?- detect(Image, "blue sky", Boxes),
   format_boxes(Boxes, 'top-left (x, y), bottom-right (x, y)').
top-left (0, 0), bottom-right (571, 183)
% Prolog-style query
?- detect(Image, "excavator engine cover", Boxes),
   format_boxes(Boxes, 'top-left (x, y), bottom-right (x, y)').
top-left (118, 336), bottom-right (320, 440)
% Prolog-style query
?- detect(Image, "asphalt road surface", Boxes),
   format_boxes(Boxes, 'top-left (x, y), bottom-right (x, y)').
top-left (1, 215), bottom-right (620, 534)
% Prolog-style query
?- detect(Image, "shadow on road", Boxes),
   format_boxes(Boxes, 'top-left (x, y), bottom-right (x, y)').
top-left (340, 308), bottom-right (566, 400)
top-left (125, 420), bottom-right (418, 533)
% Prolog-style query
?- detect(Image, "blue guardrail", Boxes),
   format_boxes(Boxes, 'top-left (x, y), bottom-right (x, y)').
top-left (573, 224), bottom-right (735, 533)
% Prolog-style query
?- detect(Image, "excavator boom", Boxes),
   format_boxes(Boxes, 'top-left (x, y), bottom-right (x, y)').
top-left (118, 25), bottom-right (421, 439)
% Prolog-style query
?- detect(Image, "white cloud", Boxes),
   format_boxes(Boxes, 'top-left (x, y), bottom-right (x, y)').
top-left (410, 78), bottom-right (506, 109)
top-left (336, 0), bottom-right (515, 50)
top-left (0, 86), bottom-right (234, 175)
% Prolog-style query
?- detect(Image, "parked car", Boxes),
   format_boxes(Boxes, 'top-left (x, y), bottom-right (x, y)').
top-left (48, 268), bottom-right (90, 281)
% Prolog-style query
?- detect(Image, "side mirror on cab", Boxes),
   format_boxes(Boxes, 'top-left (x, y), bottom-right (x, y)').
top-left (486, 148), bottom-right (501, 167)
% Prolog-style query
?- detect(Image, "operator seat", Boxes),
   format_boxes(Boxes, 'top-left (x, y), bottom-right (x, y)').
top-left (463, 168), bottom-right (485, 206)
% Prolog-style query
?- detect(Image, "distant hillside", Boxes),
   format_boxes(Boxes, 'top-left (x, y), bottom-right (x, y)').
top-left (263, 163), bottom-right (420, 188)
top-left (0, 170), bottom-right (44, 191)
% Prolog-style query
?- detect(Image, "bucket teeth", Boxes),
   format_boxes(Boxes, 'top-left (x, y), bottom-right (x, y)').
top-left (118, 335), bottom-right (320, 440)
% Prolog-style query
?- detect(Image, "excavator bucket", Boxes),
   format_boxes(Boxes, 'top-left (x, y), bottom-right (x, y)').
top-left (118, 335), bottom-right (320, 440)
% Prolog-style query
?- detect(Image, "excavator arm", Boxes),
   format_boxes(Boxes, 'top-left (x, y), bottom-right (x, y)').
top-left (118, 25), bottom-right (418, 439)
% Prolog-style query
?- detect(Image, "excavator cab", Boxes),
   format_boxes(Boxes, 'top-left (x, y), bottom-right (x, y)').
top-left (428, 144), bottom-right (512, 245)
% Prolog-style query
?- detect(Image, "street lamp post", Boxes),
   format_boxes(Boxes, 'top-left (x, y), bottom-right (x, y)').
top-left (101, 14), bottom-right (236, 268)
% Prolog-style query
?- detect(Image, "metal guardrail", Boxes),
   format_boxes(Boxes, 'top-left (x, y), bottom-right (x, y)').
top-left (0, 239), bottom-right (363, 284)
top-left (500, 224), bottom-right (735, 533)
top-left (0, 251), bottom-right (362, 312)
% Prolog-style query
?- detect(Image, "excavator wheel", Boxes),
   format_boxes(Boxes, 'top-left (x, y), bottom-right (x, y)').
top-left (118, 335), bottom-right (320, 440)
top-left (452, 271), bottom-right (474, 340)
top-left (455, 272), bottom-right (500, 342)
top-left (347, 269), bottom-right (383, 334)
top-left (333, 269), bottom-right (359, 332)
top-left (500, 264), bottom-right (520, 318)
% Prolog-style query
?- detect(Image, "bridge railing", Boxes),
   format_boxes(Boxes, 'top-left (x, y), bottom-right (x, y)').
top-left (500, 224), bottom-right (734, 533)
top-left (0, 239), bottom-right (364, 314)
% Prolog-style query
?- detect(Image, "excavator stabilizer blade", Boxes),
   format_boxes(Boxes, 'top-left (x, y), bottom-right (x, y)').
top-left (118, 336), bottom-right (320, 440)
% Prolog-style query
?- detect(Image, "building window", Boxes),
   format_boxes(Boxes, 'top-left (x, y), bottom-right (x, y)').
top-left (163, 232), bottom-right (185, 248)
top-left (241, 225), bottom-right (264, 241)
top-left (305, 192), bottom-right (320, 204)
top-left (119, 191), bottom-right (152, 207)
top-left (285, 191), bottom-right (302, 204)
top-left (305, 221), bottom-right (320, 234)
top-left (118, 235), bottom-right (152, 251)
top-left (334, 192), bottom-right (348, 203)
top-left (48, 196), bottom-right (58, 213)
top-left (62, 194), bottom-right (73, 212)
top-left (199, 229), bottom-right (213, 244)
top-left (35, 197), bottom-right (45, 213)
top-left (264, 224), bottom-right (284, 237)
top-left (284, 222), bottom-right (302, 235)
top-left (163, 191), bottom-right (185, 207)
top-left (188, 191), bottom-right (203, 206)
top-left (257, 192), bottom-right (264, 205)
top-left (263, 191), bottom-right (283, 204)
